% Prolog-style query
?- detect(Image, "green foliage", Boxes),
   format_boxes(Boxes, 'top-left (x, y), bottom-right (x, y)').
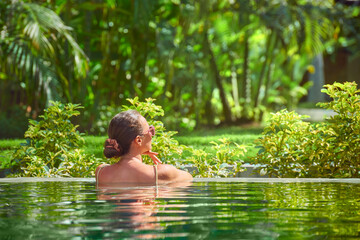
top-left (122, 97), bottom-right (186, 165)
top-left (185, 138), bottom-right (246, 178)
top-left (174, 127), bottom-right (261, 163)
top-left (1, 98), bottom-right (248, 178)
top-left (0, 106), bottom-right (28, 139)
top-left (121, 97), bottom-right (247, 177)
top-left (9, 101), bottom-right (101, 177)
top-left (87, 105), bottom-right (123, 135)
top-left (3, 0), bottom-right (360, 133)
top-left (0, 0), bottom-right (88, 116)
top-left (0, 140), bottom-right (23, 171)
top-left (255, 82), bottom-right (360, 178)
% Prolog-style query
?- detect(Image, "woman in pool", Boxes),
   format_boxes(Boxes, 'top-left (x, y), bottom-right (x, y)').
top-left (95, 110), bottom-right (192, 186)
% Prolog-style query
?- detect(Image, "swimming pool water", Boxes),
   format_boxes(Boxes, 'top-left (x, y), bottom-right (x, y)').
top-left (1, 179), bottom-right (360, 239)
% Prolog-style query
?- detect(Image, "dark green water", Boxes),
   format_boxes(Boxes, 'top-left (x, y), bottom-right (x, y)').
top-left (0, 180), bottom-right (360, 239)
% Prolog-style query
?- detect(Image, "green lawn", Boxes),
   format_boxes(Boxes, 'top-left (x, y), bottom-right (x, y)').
top-left (83, 135), bottom-right (107, 158)
top-left (0, 126), bottom-right (263, 167)
top-left (0, 139), bottom-right (23, 168)
top-left (174, 126), bottom-right (262, 162)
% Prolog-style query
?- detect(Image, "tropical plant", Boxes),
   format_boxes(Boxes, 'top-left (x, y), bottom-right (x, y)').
top-left (3, 0), bottom-right (360, 137)
top-left (9, 101), bottom-right (101, 177)
top-left (0, 0), bottom-right (88, 117)
top-left (107, 97), bottom-right (247, 177)
top-left (186, 138), bottom-right (247, 178)
top-left (255, 82), bottom-right (360, 178)
top-left (121, 97), bottom-right (187, 165)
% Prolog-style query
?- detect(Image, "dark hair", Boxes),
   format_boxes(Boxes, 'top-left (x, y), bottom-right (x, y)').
top-left (103, 110), bottom-right (144, 158)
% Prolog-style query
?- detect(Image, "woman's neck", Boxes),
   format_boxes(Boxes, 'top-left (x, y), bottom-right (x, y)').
top-left (119, 152), bottom-right (142, 163)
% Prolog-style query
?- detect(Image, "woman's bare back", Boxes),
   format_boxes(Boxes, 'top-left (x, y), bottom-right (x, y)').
top-left (96, 161), bottom-right (156, 185)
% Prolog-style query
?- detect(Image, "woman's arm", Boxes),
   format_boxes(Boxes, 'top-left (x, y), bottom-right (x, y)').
top-left (157, 164), bottom-right (193, 182)
top-left (144, 151), bottom-right (192, 182)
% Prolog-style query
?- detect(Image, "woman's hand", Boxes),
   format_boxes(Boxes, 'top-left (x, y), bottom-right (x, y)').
top-left (143, 151), bottom-right (162, 165)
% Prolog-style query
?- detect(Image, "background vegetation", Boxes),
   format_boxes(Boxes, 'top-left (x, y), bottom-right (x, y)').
top-left (1, 0), bottom-right (360, 178)
top-left (1, 81), bottom-right (358, 178)
top-left (0, 127), bottom-right (261, 167)
top-left (1, 0), bottom-right (360, 138)
top-left (0, 99), bottom-right (261, 177)
top-left (255, 82), bottom-right (360, 178)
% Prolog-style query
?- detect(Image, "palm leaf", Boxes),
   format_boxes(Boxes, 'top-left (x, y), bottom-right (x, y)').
top-left (6, 40), bottom-right (59, 95)
top-left (1, 0), bottom-right (88, 109)
top-left (23, 3), bottom-right (88, 76)
top-left (302, 6), bottom-right (333, 56)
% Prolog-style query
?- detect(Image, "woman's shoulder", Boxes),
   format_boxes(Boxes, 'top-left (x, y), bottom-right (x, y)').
top-left (96, 163), bottom-right (110, 171)
top-left (157, 164), bottom-right (193, 182)
top-left (95, 163), bottom-right (111, 176)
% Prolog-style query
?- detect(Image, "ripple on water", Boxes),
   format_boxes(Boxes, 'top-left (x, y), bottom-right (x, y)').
top-left (0, 181), bottom-right (360, 239)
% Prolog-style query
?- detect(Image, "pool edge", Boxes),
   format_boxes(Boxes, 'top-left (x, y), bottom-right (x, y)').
top-left (1, 177), bottom-right (360, 184)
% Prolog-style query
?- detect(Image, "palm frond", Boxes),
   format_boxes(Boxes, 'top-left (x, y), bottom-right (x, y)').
top-left (22, 3), bottom-right (88, 76)
top-left (6, 39), bottom-right (59, 94)
top-left (302, 5), bottom-right (334, 56)
top-left (259, 2), bottom-right (334, 57)
top-left (0, 0), bottom-right (89, 109)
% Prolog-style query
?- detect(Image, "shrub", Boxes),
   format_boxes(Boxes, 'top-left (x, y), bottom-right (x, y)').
top-left (254, 82), bottom-right (360, 178)
top-left (7, 98), bottom-right (247, 178)
top-left (9, 101), bottom-right (102, 177)
top-left (121, 97), bottom-right (186, 165)
top-left (120, 98), bottom-right (247, 177)
top-left (185, 138), bottom-right (247, 178)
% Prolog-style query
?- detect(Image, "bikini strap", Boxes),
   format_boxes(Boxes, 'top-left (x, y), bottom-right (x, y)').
top-left (154, 165), bottom-right (158, 186)
top-left (154, 164), bottom-right (158, 197)
top-left (96, 164), bottom-right (109, 188)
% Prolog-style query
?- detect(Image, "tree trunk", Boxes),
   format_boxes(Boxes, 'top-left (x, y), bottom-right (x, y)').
top-left (258, 34), bottom-right (278, 120)
top-left (254, 30), bottom-right (274, 108)
top-left (231, 66), bottom-right (240, 118)
top-left (241, 31), bottom-right (249, 101)
top-left (203, 28), bottom-right (232, 124)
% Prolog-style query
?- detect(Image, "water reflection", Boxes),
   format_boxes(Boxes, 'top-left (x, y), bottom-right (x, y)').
top-left (96, 181), bottom-right (192, 239)
top-left (1, 181), bottom-right (360, 239)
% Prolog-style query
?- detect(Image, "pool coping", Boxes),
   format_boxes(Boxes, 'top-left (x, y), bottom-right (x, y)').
top-left (1, 177), bottom-right (360, 184)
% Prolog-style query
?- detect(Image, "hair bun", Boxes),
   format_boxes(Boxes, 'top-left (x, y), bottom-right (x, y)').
top-left (105, 138), bottom-right (122, 153)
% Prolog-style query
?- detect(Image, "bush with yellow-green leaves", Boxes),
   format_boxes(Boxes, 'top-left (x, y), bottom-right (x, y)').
top-left (255, 82), bottom-right (360, 178)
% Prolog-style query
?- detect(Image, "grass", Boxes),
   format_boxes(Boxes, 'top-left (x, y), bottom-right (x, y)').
top-left (83, 135), bottom-right (107, 158)
top-left (0, 139), bottom-right (23, 168)
top-left (81, 126), bottom-right (263, 162)
top-left (174, 126), bottom-right (262, 162)
top-left (0, 126), bottom-right (263, 168)
top-left (0, 137), bottom-right (109, 166)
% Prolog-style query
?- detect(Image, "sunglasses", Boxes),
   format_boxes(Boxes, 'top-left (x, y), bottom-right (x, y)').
top-left (142, 125), bottom-right (155, 137)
